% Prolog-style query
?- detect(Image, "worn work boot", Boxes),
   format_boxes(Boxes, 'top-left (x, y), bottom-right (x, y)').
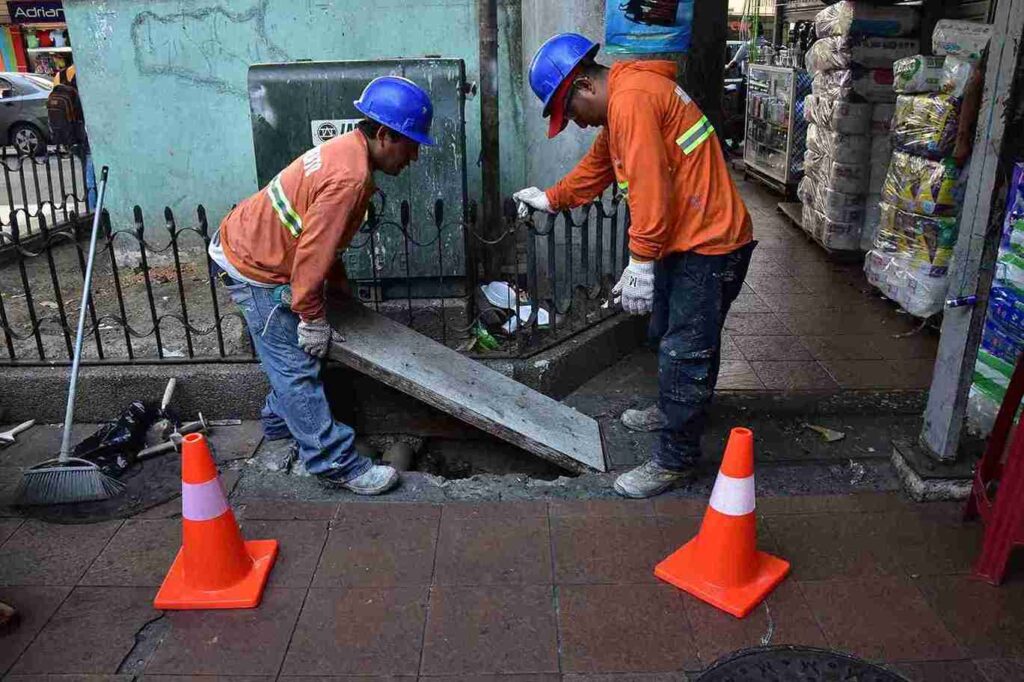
top-left (621, 405), bottom-right (668, 432)
top-left (320, 464), bottom-right (400, 496)
top-left (613, 460), bottom-right (693, 499)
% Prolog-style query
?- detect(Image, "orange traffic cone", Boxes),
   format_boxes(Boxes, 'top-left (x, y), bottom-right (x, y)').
top-left (154, 433), bottom-right (278, 610)
top-left (654, 427), bottom-right (789, 618)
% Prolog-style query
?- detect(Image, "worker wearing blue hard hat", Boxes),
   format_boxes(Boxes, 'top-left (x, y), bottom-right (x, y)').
top-left (515, 33), bottom-right (754, 499)
top-left (207, 76), bottom-right (435, 496)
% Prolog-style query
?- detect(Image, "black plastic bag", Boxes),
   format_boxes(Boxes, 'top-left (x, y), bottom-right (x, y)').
top-left (72, 401), bottom-right (167, 476)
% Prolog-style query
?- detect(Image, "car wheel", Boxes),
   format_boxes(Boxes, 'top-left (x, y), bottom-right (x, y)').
top-left (10, 124), bottom-right (44, 157)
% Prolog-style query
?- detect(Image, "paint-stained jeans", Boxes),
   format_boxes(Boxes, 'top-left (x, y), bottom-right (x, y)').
top-left (650, 242), bottom-right (756, 471)
top-left (216, 267), bottom-right (370, 480)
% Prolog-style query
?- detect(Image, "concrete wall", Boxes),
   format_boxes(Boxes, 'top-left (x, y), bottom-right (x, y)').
top-left (64, 0), bottom-right (698, 232)
top-left (63, 0), bottom-right (527, 229)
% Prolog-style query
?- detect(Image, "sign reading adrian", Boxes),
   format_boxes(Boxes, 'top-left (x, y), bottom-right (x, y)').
top-left (7, 1), bottom-right (65, 24)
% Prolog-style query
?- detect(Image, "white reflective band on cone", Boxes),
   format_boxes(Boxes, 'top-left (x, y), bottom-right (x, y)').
top-left (708, 471), bottom-right (756, 516)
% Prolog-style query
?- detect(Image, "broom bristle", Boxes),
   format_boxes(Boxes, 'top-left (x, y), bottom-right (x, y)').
top-left (14, 463), bottom-right (125, 506)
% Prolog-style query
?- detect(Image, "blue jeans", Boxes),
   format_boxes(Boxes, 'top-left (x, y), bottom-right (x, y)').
top-left (218, 268), bottom-right (370, 480)
top-left (650, 242), bottom-right (756, 470)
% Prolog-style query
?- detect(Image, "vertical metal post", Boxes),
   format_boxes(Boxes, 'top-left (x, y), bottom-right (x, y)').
top-left (920, 2), bottom-right (1024, 462)
top-left (683, 0), bottom-right (727, 134)
top-left (478, 0), bottom-right (502, 280)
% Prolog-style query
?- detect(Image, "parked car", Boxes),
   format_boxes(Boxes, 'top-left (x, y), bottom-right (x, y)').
top-left (0, 72), bottom-right (53, 156)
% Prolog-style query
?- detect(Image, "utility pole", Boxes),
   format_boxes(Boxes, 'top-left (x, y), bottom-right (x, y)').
top-left (683, 0), bottom-right (727, 134)
top-left (478, 0), bottom-right (503, 281)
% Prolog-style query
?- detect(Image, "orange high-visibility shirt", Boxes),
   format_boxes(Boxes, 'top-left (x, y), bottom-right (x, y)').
top-left (546, 61), bottom-right (752, 260)
top-left (220, 131), bottom-right (375, 321)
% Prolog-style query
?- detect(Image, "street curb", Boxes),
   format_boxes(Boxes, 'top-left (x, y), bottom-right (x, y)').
top-left (0, 314), bottom-right (649, 423)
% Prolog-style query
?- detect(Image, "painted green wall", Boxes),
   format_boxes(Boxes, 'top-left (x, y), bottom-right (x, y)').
top-left (63, 0), bottom-right (527, 230)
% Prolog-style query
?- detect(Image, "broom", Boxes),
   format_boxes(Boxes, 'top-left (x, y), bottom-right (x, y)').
top-left (14, 166), bottom-right (125, 506)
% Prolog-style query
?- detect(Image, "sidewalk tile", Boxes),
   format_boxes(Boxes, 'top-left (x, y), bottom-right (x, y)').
top-left (11, 587), bottom-right (155, 674)
top-left (79, 520), bottom-right (180, 587)
top-left (283, 586), bottom-right (427, 676)
top-left (682, 580), bottom-right (826, 666)
top-left (800, 576), bottom-right (962, 662)
top-left (727, 293), bottom-right (771, 314)
top-left (652, 498), bottom-right (705, 518)
top-left (890, 359), bottom-right (936, 390)
top-left (890, 660), bottom-right (986, 682)
top-left (819, 360), bottom-right (906, 390)
top-left (724, 313), bottom-right (790, 336)
top-left (757, 495), bottom-right (862, 515)
top-left (0, 586), bottom-right (72, 674)
top-left (147, 587), bottom-right (305, 676)
top-left (756, 293), bottom-right (843, 313)
top-left (421, 585), bottom-right (558, 676)
top-left (238, 520), bottom-right (329, 587)
top-left (442, 501), bottom-right (548, 520)
top-left (916, 575), bottom-right (1024, 658)
top-left (777, 311), bottom-right (879, 336)
top-left (433, 514), bottom-right (551, 586)
top-left (766, 513), bottom-right (901, 580)
top-left (869, 333), bottom-right (939, 360)
top-left (137, 671), bottom-right (272, 675)
top-left (314, 504), bottom-right (439, 587)
top-left (7, 671), bottom-right (135, 675)
top-left (799, 335), bottom-right (887, 361)
top-left (0, 517), bottom-right (22, 545)
top-left (716, 361), bottom-right (765, 390)
top-left (720, 334), bottom-right (744, 360)
top-left (743, 277), bottom-right (809, 295)
top-left (974, 658), bottom-right (1024, 681)
top-left (734, 336), bottom-right (813, 362)
top-left (883, 511), bottom-right (982, 577)
top-left (334, 503), bottom-right (442, 524)
top-left (654, 516), bottom-right (701, 553)
top-left (550, 499), bottom-right (654, 517)
top-left (0, 520), bottom-right (123, 586)
top-left (417, 671), bottom-right (561, 675)
top-left (749, 362), bottom-right (839, 391)
top-left (558, 583), bottom-right (698, 673)
top-left (551, 515), bottom-right (667, 584)
top-left (236, 499), bottom-right (338, 520)
top-left (561, 671), bottom-right (688, 675)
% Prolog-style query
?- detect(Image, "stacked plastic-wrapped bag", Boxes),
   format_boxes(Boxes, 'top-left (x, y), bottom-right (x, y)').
top-left (968, 164), bottom-right (1024, 432)
top-left (799, 1), bottom-right (919, 251)
top-left (864, 19), bottom-right (992, 318)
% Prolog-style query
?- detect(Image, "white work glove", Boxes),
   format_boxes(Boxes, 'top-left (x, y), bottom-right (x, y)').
top-left (297, 318), bottom-right (333, 358)
top-left (512, 186), bottom-right (553, 219)
top-left (611, 258), bottom-right (655, 315)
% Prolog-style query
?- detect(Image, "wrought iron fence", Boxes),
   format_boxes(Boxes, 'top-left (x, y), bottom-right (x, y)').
top-left (0, 189), bottom-right (630, 366)
top-left (0, 144), bottom-right (91, 244)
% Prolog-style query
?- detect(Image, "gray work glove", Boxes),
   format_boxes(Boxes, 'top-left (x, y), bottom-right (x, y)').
top-left (297, 317), bottom-right (333, 358)
top-left (512, 186), bottom-right (554, 219)
top-left (611, 258), bottom-right (655, 315)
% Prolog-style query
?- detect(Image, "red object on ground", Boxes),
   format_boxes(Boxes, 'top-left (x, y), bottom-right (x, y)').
top-left (655, 427), bottom-right (790, 618)
top-left (153, 433), bottom-right (278, 609)
top-left (965, 353), bottom-right (1024, 585)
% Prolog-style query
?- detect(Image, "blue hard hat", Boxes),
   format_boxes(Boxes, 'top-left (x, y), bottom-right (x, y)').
top-left (354, 76), bottom-right (435, 146)
top-left (528, 33), bottom-right (600, 116)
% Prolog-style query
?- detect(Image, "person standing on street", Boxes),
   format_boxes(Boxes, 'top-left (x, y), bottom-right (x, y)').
top-left (208, 76), bottom-right (435, 495)
top-left (514, 33), bottom-right (755, 498)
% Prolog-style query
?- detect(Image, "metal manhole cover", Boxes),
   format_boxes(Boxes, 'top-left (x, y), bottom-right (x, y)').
top-left (696, 646), bottom-right (908, 682)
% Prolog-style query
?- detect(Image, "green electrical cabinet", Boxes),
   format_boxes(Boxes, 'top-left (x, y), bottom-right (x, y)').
top-left (247, 59), bottom-right (469, 297)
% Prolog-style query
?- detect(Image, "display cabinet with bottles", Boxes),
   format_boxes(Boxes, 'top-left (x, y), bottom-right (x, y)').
top-left (743, 64), bottom-right (811, 193)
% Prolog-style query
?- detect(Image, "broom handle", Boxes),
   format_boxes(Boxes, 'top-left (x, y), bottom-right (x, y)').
top-left (58, 166), bottom-right (110, 462)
